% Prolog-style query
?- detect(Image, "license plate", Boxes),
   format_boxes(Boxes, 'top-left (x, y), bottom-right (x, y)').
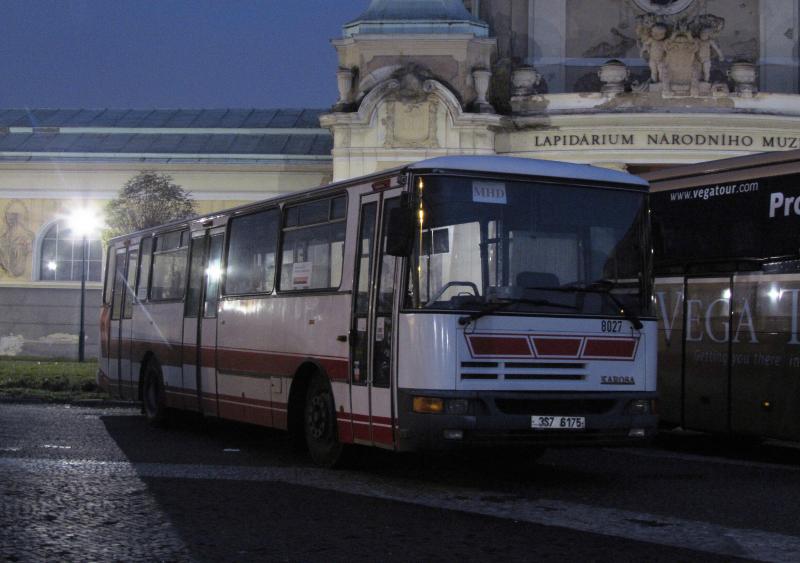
top-left (531, 415), bottom-right (586, 430)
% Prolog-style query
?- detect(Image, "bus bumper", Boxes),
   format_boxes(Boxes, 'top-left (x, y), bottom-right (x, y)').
top-left (395, 389), bottom-right (658, 451)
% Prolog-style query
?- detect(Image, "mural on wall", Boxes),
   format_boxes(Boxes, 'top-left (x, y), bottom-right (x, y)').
top-left (0, 201), bottom-right (34, 279)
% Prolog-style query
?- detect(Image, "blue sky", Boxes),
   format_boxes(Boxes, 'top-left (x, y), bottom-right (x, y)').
top-left (0, 0), bottom-right (368, 109)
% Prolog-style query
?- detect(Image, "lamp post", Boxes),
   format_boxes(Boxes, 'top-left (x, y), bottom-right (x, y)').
top-left (68, 208), bottom-right (101, 363)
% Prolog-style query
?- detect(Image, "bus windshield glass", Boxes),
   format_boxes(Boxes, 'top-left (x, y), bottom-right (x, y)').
top-left (405, 174), bottom-right (652, 317)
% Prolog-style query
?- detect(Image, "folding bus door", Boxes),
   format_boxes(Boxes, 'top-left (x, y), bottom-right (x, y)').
top-left (350, 189), bottom-right (402, 448)
top-left (108, 247), bottom-right (128, 396)
top-left (182, 229), bottom-right (224, 415)
top-left (119, 246), bottom-right (139, 399)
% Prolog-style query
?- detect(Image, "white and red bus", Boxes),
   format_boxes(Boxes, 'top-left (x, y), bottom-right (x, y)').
top-left (99, 156), bottom-right (657, 466)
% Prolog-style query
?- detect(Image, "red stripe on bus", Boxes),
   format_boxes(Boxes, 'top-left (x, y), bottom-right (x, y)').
top-left (110, 338), bottom-right (349, 382)
top-left (531, 337), bottom-right (583, 358)
top-left (582, 338), bottom-right (638, 359)
top-left (468, 336), bottom-right (532, 357)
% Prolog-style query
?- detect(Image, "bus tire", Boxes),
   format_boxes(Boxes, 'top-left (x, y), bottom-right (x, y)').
top-left (304, 375), bottom-right (343, 468)
top-left (142, 360), bottom-right (169, 427)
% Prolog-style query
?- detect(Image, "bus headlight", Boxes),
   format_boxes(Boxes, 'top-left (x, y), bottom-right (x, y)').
top-left (626, 399), bottom-right (656, 415)
top-left (413, 396), bottom-right (444, 414)
top-left (445, 399), bottom-right (469, 415)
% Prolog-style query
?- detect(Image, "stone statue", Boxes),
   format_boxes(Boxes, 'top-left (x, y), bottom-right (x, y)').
top-left (639, 21), bottom-right (669, 84)
top-left (695, 21), bottom-right (725, 82)
top-left (635, 13), bottom-right (726, 96)
top-left (0, 201), bottom-right (34, 278)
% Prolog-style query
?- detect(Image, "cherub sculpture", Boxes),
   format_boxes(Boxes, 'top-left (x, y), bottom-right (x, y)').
top-left (690, 15), bottom-right (725, 82)
top-left (640, 23), bottom-right (667, 82)
top-left (637, 17), bottom-right (669, 83)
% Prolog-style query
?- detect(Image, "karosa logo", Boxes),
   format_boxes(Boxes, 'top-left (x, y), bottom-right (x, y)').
top-left (769, 192), bottom-right (800, 218)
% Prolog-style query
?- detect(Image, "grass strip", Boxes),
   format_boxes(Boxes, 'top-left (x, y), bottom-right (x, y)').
top-left (0, 358), bottom-right (110, 402)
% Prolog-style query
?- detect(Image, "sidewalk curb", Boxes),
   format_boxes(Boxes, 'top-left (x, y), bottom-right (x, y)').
top-left (0, 396), bottom-right (137, 408)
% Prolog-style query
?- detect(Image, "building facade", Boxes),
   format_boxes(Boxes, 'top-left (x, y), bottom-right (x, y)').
top-left (323, 0), bottom-right (800, 178)
top-left (1, 0), bottom-right (798, 358)
top-left (0, 110), bottom-right (331, 358)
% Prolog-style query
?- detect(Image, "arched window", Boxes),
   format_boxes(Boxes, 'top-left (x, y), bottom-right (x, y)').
top-left (39, 221), bottom-right (103, 282)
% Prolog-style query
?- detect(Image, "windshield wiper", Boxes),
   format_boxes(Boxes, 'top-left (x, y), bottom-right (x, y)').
top-left (533, 280), bottom-right (643, 330)
top-left (458, 298), bottom-right (576, 326)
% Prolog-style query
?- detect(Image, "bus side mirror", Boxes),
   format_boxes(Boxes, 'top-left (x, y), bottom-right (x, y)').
top-left (385, 194), bottom-right (415, 257)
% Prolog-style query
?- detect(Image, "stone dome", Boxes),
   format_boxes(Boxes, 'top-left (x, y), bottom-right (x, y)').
top-left (343, 0), bottom-right (489, 37)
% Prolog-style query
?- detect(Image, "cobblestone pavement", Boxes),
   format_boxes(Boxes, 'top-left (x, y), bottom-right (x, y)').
top-left (1, 403), bottom-right (799, 562)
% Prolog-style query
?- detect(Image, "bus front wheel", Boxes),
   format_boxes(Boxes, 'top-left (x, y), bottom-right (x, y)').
top-left (304, 375), bottom-right (343, 467)
top-left (142, 361), bottom-right (169, 427)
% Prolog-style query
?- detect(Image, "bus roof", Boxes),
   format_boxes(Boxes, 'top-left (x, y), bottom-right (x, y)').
top-left (108, 155), bottom-right (648, 244)
top-left (643, 149), bottom-right (800, 191)
top-left (408, 156), bottom-right (649, 188)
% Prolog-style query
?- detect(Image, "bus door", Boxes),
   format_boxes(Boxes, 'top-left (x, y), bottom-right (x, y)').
top-left (683, 276), bottom-right (733, 433)
top-left (108, 246), bottom-right (128, 397)
top-left (182, 229), bottom-right (224, 415)
top-left (350, 190), bottom-right (402, 448)
top-left (119, 246), bottom-right (139, 399)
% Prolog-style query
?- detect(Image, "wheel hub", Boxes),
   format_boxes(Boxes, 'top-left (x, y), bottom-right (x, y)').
top-left (308, 395), bottom-right (329, 440)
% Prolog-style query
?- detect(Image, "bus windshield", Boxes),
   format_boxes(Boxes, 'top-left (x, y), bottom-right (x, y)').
top-left (405, 174), bottom-right (652, 318)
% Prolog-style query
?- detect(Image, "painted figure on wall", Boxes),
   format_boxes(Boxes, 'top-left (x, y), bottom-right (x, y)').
top-left (0, 201), bottom-right (34, 278)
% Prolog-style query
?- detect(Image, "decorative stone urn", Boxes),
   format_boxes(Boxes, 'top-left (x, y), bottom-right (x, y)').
top-left (598, 60), bottom-right (629, 94)
top-left (472, 68), bottom-right (494, 113)
top-left (334, 68), bottom-right (355, 110)
top-left (728, 62), bottom-right (758, 97)
top-left (511, 66), bottom-right (541, 97)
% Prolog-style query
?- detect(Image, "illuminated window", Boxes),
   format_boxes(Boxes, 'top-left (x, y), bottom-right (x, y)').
top-left (39, 221), bottom-right (102, 282)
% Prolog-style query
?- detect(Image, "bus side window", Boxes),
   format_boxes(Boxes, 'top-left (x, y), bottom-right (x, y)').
top-left (103, 246), bottom-right (115, 305)
top-left (122, 249), bottom-right (138, 319)
top-left (279, 195), bottom-right (346, 291)
top-left (137, 236), bottom-right (152, 301)
top-left (225, 208), bottom-right (279, 295)
top-left (150, 230), bottom-right (189, 301)
top-left (111, 251), bottom-right (126, 320)
top-left (204, 235), bottom-right (224, 317)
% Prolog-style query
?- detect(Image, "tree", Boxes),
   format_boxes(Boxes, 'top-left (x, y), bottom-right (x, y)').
top-left (105, 171), bottom-right (195, 239)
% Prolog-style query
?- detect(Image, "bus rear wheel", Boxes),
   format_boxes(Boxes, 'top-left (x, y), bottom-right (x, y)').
top-left (304, 375), bottom-right (343, 467)
top-left (142, 361), bottom-right (169, 427)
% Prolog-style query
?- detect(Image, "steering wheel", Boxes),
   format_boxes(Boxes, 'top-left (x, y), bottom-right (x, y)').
top-left (427, 281), bottom-right (479, 305)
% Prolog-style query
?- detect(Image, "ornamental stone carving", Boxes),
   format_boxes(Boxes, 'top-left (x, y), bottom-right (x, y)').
top-left (0, 201), bottom-right (33, 279)
top-left (598, 60), bottom-right (629, 94)
top-left (636, 13), bottom-right (726, 97)
top-left (511, 66), bottom-right (542, 97)
top-left (632, 0), bottom-right (696, 16)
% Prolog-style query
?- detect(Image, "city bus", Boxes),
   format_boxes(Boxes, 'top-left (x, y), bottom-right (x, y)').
top-left (645, 149), bottom-right (800, 442)
top-left (99, 155), bottom-right (657, 466)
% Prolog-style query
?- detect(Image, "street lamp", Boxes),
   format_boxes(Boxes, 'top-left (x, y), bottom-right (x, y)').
top-left (67, 208), bottom-right (101, 362)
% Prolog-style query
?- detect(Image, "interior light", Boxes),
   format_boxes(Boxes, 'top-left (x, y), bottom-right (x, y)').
top-left (722, 289), bottom-right (732, 300)
top-left (47, 261), bottom-right (57, 271)
top-left (768, 287), bottom-right (782, 301)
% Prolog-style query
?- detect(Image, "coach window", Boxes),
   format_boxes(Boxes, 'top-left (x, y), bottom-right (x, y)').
top-left (150, 230), bottom-right (189, 301)
top-left (279, 195), bottom-right (346, 291)
top-left (225, 208), bottom-right (279, 295)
